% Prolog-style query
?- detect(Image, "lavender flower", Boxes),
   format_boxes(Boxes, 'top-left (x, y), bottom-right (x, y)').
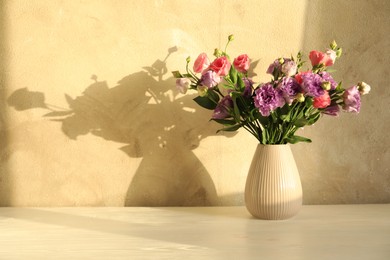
top-left (176, 78), bottom-right (191, 94)
top-left (301, 72), bottom-right (325, 97)
top-left (278, 77), bottom-right (301, 104)
top-left (267, 58), bottom-right (297, 77)
top-left (343, 86), bottom-right (361, 113)
top-left (201, 70), bottom-right (221, 88)
top-left (212, 95), bottom-right (233, 119)
top-left (243, 78), bottom-right (253, 98)
top-left (254, 83), bottom-right (285, 117)
top-left (266, 59), bottom-right (281, 75)
top-left (323, 104), bottom-right (340, 116)
top-left (319, 71), bottom-right (337, 90)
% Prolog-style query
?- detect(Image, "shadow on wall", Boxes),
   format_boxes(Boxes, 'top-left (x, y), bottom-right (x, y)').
top-left (7, 47), bottom-right (237, 206)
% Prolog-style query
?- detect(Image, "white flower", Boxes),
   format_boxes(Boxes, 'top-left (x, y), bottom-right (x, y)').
top-left (281, 60), bottom-right (297, 77)
top-left (358, 82), bottom-right (371, 95)
top-left (326, 49), bottom-right (337, 65)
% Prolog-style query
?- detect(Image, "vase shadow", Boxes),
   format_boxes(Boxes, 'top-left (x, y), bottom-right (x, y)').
top-left (7, 47), bottom-right (237, 206)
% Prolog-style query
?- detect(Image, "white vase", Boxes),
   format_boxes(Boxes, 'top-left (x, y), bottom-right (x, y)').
top-left (245, 144), bottom-right (302, 220)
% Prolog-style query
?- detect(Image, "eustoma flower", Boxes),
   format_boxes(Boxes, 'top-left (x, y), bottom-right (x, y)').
top-left (209, 56), bottom-right (231, 76)
top-left (200, 70), bottom-right (221, 88)
top-left (212, 95), bottom-right (233, 119)
top-left (175, 78), bottom-right (191, 94)
top-left (343, 86), bottom-right (361, 113)
top-left (278, 77), bottom-right (301, 104)
top-left (309, 50), bottom-right (335, 67)
top-left (193, 53), bottom-right (210, 73)
top-left (281, 59), bottom-right (297, 77)
top-left (313, 92), bottom-right (331, 108)
top-left (358, 82), bottom-right (371, 95)
top-left (233, 54), bottom-right (250, 73)
top-left (301, 72), bottom-right (325, 97)
top-left (319, 71), bottom-right (337, 90)
top-left (254, 83), bottom-right (285, 116)
top-left (323, 104), bottom-right (340, 116)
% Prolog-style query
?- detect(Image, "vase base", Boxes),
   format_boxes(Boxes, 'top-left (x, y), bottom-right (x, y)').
top-left (245, 199), bottom-right (302, 220)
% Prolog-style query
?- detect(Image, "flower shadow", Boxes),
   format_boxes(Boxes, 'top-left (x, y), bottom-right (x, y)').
top-left (7, 47), bottom-right (237, 206)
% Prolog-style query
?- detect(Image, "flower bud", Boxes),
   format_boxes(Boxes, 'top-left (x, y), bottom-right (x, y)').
top-left (330, 40), bottom-right (338, 50)
top-left (322, 81), bottom-right (331, 91)
top-left (214, 48), bottom-right (223, 57)
top-left (357, 81), bottom-right (371, 95)
top-left (295, 93), bottom-right (305, 102)
top-left (228, 34), bottom-right (234, 42)
top-left (186, 56), bottom-right (191, 64)
top-left (278, 58), bottom-right (284, 64)
top-left (336, 48), bottom-right (342, 58)
top-left (197, 85), bottom-right (208, 97)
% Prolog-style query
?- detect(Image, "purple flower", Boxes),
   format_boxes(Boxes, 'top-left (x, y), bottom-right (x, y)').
top-left (323, 104), bottom-right (340, 116)
top-left (343, 86), bottom-right (361, 113)
top-left (278, 77), bottom-right (301, 104)
top-left (212, 95), bottom-right (233, 119)
top-left (319, 71), bottom-right (337, 90)
top-left (266, 59), bottom-right (281, 75)
top-left (243, 78), bottom-right (253, 98)
top-left (254, 83), bottom-right (285, 117)
top-left (301, 72), bottom-right (325, 97)
top-left (201, 70), bottom-right (221, 88)
top-left (267, 58), bottom-right (296, 77)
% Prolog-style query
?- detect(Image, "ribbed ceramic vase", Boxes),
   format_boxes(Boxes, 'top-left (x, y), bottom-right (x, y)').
top-left (245, 144), bottom-right (302, 220)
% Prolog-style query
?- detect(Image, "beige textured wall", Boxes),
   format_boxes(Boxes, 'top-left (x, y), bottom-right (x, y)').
top-left (0, 0), bottom-right (389, 206)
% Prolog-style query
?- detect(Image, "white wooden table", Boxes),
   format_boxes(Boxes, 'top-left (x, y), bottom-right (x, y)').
top-left (0, 205), bottom-right (389, 259)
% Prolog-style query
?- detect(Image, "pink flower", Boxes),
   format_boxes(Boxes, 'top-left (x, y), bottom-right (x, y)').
top-left (193, 53), bottom-right (210, 73)
top-left (313, 91), bottom-right (331, 108)
top-left (233, 54), bottom-right (250, 73)
top-left (209, 56), bottom-right (231, 76)
top-left (309, 50), bottom-right (334, 67)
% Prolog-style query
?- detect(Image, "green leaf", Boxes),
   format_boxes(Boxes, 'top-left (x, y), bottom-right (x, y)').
top-left (294, 118), bottom-right (308, 127)
top-left (305, 97), bottom-right (313, 107)
top-left (216, 124), bottom-right (241, 133)
top-left (336, 81), bottom-right (343, 91)
top-left (208, 89), bottom-right (220, 103)
top-left (193, 96), bottom-right (217, 110)
top-left (229, 66), bottom-right (237, 84)
top-left (261, 129), bottom-right (268, 144)
top-left (236, 76), bottom-right (245, 91)
top-left (251, 108), bottom-right (269, 126)
top-left (230, 92), bottom-right (242, 122)
top-left (211, 118), bottom-right (236, 125)
top-left (286, 135), bottom-right (312, 144)
top-left (172, 71), bottom-right (183, 78)
top-left (308, 112), bottom-right (321, 125)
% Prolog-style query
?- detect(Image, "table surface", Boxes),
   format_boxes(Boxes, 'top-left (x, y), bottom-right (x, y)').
top-left (0, 205), bottom-right (389, 260)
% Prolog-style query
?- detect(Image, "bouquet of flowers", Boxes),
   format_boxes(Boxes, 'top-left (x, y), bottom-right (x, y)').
top-left (173, 35), bottom-right (370, 144)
